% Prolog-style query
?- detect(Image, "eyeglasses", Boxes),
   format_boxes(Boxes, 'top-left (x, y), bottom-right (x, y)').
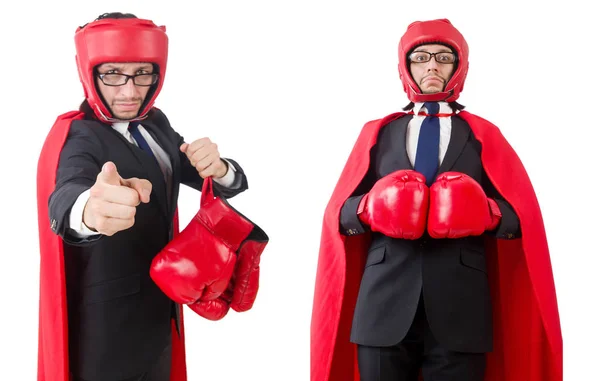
top-left (97, 73), bottom-right (159, 86)
top-left (409, 51), bottom-right (456, 64)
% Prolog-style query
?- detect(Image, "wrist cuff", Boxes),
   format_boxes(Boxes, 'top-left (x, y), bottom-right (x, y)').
top-left (487, 198), bottom-right (502, 230)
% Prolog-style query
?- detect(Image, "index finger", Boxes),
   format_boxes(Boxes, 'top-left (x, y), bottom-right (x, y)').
top-left (99, 184), bottom-right (141, 206)
top-left (122, 178), bottom-right (152, 203)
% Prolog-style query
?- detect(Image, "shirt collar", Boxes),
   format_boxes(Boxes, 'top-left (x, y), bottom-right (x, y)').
top-left (413, 101), bottom-right (453, 115)
top-left (112, 122), bottom-right (130, 135)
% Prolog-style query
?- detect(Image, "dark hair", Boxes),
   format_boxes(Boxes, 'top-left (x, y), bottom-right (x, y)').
top-left (79, 12), bottom-right (137, 29)
top-left (402, 101), bottom-right (465, 112)
top-left (96, 12), bottom-right (137, 20)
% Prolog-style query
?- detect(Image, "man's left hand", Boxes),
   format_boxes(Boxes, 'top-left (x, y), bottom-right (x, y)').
top-left (180, 138), bottom-right (228, 179)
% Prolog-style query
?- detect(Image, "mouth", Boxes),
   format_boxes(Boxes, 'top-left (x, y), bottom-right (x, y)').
top-left (422, 76), bottom-right (443, 85)
top-left (114, 103), bottom-right (140, 112)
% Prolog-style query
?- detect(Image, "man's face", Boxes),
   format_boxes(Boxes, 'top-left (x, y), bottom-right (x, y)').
top-left (409, 44), bottom-right (455, 94)
top-left (95, 62), bottom-right (154, 120)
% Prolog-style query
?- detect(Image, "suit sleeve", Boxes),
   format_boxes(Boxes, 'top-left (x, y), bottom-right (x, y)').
top-left (48, 123), bottom-right (104, 246)
top-left (339, 145), bottom-right (378, 236)
top-left (482, 169), bottom-right (521, 239)
top-left (150, 108), bottom-right (249, 199)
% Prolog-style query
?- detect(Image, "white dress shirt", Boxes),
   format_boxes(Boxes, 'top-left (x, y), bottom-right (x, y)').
top-left (69, 122), bottom-right (237, 236)
top-left (406, 101), bottom-right (454, 166)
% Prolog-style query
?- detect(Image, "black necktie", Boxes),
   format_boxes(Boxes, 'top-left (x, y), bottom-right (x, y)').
top-left (128, 122), bottom-right (160, 167)
top-left (414, 102), bottom-right (440, 186)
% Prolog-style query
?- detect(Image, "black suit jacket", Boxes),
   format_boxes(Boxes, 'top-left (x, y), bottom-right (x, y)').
top-left (48, 109), bottom-right (248, 381)
top-left (340, 114), bottom-right (521, 353)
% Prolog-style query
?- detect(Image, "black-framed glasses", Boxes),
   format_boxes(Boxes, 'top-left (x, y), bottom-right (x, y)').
top-left (409, 51), bottom-right (456, 64)
top-left (97, 73), bottom-right (159, 87)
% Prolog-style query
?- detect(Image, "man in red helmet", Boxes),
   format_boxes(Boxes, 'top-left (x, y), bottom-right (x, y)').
top-left (36, 12), bottom-right (248, 381)
top-left (310, 19), bottom-right (562, 381)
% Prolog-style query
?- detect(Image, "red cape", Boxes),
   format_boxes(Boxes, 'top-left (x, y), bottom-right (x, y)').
top-left (310, 111), bottom-right (562, 381)
top-left (36, 111), bottom-right (188, 381)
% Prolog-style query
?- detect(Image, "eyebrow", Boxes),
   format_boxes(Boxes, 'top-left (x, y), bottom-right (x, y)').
top-left (98, 63), bottom-right (154, 71)
top-left (413, 49), bottom-right (453, 53)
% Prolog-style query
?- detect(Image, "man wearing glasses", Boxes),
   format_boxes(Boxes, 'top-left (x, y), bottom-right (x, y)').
top-left (311, 18), bottom-right (562, 381)
top-left (36, 12), bottom-right (248, 381)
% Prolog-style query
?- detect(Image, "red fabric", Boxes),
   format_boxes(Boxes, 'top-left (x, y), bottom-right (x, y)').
top-left (310, 111), bottom-right (562, 381)
top-left (36, 111), bottom-right (187, 381)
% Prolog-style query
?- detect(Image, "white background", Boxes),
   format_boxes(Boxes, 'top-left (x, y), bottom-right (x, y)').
top-left (0, 0), bottom-right (597, 380)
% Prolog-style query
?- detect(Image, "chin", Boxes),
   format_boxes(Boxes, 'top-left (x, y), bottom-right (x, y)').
top-left (422, 87), bottom-right (443, 94)
top-left (113, 111), bottom-right (139, 120)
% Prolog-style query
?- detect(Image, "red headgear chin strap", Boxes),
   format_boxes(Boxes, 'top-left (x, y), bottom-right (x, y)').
top-left (75, 17), bottom-right (168, 122)
top-left (398, 18), bottom-right (469, 103)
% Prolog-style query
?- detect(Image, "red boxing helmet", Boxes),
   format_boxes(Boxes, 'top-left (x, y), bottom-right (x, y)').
top-left (74, 17), bottom-right (168, 122)
top-left (398, 18), bottom-right (469, 103)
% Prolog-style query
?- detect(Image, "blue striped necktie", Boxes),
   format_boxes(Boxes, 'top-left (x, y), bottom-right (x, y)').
top-left (128, 122), bottom-right (160, 166)
top-left (414, 102), bottom-right (440, 186)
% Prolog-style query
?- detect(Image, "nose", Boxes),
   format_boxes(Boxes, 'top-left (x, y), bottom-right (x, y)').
top-left (425, 57), bottom-right (441, 72)
top-left (118, 77), bottom-right (139, 98)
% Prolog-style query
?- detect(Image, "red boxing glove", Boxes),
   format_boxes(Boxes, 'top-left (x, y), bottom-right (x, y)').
top-left (358, 170), bottom-right (429, 239)
top-left (188, 229), bottom-right (269, 318)
top-left (149, 211), bottom-right (237, 304)
top-left (189, 288), bottom-right (232, 321)
top-left (428, 172), bottom-right (502, 239)
top-left (189, 226), bottom-right (269, 320)
top-left (230, 238), bottom-right (268, 312)
top-left (150, 180), bottom-right (255, 305)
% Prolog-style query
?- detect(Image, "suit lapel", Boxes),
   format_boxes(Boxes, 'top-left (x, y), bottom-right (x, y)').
top-left (381, 113), bottom-right (470, 179)
top-left (437, 115), bottom-right (469, 175)
top-left (138, 118), bottom-right (180, 219)
top-left (388, 116), bottom-right (413, 171)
